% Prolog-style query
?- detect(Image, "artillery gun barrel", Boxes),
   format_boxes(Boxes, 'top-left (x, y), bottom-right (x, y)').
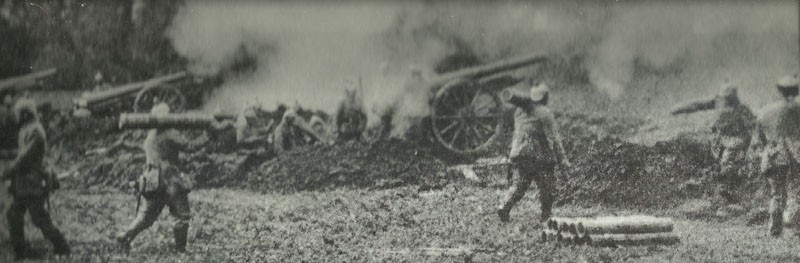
top-left (499, 88), bottom-right (533, 108)
top-left (426, 53), bottom-right (547, 88)
top-left (74, 71), bottom-right (188, 108)
top-left (119, 112), bottom-right (234, 130)
top-left (0, 68), bottom-right (57, 91)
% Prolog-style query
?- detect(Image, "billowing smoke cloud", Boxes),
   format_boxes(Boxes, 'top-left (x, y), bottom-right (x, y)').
top-left (167, 0), bottom-right (798, 133)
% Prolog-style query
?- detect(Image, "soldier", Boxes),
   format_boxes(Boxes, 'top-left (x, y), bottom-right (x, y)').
top-left (116, 103), bottom-right (228, 252)
top-left (497, 82), bottom-right (570, 223)
top-left (751, 75), bottom-right (800, 237)
top-left (670, 81), bottom-right (756, 204)
top-left (309, 115), bottom-right (327, 141)
top-left (273, 106), bottom-right (328, 155)
top-left (335, 89), bottom-right (367, 142)
top-left (2, 99), bottom-right (70, 260)
top-left (234, 103), bottom-right (275, 148)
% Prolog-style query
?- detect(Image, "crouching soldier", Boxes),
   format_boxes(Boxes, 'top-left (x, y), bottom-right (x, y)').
top-left (273, 107), bottom-right (329, 155)
top-left (751, 75), bottom-right (800, 237)
top-left (497, 81), bottom-right (570, 223)
top-left (2, 99), bottom-right (70, 260)
top-left (116, 103), bottom-right (218, 252)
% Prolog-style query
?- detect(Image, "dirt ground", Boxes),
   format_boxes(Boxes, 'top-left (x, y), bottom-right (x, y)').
top-left (1, 181), bottom-right (799, 262)
top-left (1, 109), bottom-right (792, 262)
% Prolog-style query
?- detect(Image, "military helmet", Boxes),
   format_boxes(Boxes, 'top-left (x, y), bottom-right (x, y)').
top-left (150, 102), bottom-right (171, 116)
top-left (719, 80), bottom-right (737, 98)
top-left (282, 109), bottom-right (298, 123)
top-left (13, 98), bottom-right (38, 123)
top-left (529, 82), bottom-right (550, 102)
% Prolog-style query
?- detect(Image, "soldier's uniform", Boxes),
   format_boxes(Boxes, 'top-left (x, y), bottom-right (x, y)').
top-left (497, 83), bottom-right (569, 223)
top-left (671, 83), bottom-right (756, 203)
top-left (752, 75), bottom-right (800, 237)
top-left (335, 90), bottom-right (367, 142)
top-left (273, 109), bottom-right (325, 155)
top-left (117, 104), bottom-right (199, 252)
top-left (234, 104), bottom-right (275, 148)
top-left (3, 99), bottom-right (70, 259)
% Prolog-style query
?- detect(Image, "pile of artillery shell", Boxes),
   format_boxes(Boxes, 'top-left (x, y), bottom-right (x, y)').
top-left (541, 215), bottom-right (679, 246)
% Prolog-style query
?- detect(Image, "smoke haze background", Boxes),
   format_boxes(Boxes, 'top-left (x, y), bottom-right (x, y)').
top-left (167, 0), bottom-right (798, 130)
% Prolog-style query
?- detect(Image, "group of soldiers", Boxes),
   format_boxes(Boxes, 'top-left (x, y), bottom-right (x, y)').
top-left (0, 86), bottom-right (369, 260)
top-left (233, 91), bottom-right (368, 155)
top-left (670, 75), bottom-right (800, 237)
top-left (4, 72), bottom-right (800, 260)
top-left (498, 74), bottom-right (800, 240)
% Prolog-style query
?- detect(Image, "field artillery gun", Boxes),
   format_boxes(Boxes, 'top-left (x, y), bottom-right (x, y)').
top-left (0, 68), bottom-right (58, 95)
top-left (425, 53), bottom-right (548, 156)
top-left (72, 71), bottom-right (221, 116)
top-left (118, 109), bottom-right (330, 154)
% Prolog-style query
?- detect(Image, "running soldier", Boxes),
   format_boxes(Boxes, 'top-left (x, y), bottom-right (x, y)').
top-left (116, 103), bottom-right (228, 252)
top-left (497, 82), bottom-right (570, 223)
top-left (751, 75), bottom-right (800, 237)
top-left (2, 99), bottom-right (70, 260)
top-left (671, 81), bottom-right (756, 203)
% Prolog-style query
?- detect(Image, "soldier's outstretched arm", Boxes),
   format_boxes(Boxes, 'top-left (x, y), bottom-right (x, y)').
top-left (670, 99), bottom-right (715, 115)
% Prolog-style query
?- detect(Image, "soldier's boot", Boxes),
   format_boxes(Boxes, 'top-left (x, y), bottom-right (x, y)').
top-left (173, 225), bottom-right (189, 252)
top-left (48, 234), bottom-right (70, 256)
top-left (115, 232), bottom-right (133, 253)
top-left (496, 208), bottom-right (510, 223)
top-left (769, 197), bottom-right (786, 237)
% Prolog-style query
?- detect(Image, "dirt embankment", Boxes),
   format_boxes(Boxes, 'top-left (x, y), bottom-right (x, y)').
top-left (48, 108), bottom-right (751, 211)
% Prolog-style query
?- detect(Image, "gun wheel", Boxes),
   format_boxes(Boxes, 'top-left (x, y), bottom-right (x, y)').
top-left (431, 79), bottom-right (504, 156)
top-left (134, 85), bottom-right (186, 113)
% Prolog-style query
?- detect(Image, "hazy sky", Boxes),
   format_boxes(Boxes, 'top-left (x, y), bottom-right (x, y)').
top-left (168, 0), bottom-right (798, 119)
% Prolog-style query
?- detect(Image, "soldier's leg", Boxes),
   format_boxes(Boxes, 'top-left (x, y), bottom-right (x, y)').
top-left (167, 192), bottom-right (191, 252)
top-left (6, 197), bottom-right (29, 258)
top-left (26, 196), bottom-right (70, 255)
top-left (532, 163), bottom-right (556, 223)
top-left (497, 160), bottom-right (534, 222)
top-left (117, 196), bottom-right (166, 249)
top-left (716, 147), bottom-right (739, 203)
top-left (768, 168), bottom-right (788, 237)
top-left (787, 165), bottom-right (800, 236)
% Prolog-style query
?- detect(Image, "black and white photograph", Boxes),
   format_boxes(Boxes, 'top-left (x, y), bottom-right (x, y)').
top-left (1, 0), bottom-right (800, 261)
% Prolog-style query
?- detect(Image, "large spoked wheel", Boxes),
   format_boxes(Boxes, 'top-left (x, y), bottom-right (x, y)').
top-left (431, 79), bottom-right (505, 156)
top-left (134, 85), bottom-right (186, 113)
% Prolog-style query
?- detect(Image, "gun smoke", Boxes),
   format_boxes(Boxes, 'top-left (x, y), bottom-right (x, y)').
top-left (167, 0), bottom-right (798, 136)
